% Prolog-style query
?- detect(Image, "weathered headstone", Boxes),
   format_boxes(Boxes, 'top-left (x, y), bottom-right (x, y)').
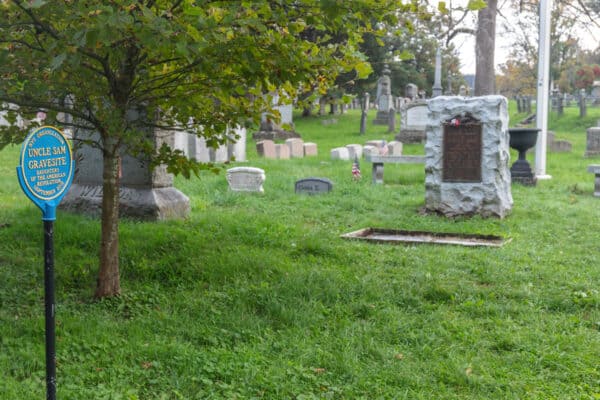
top-left (386, 141), bottom-right (403, 156)
top-left (346, 144), bottom-right (363, 160)
top-left (286, 138), bottom-right (304, 158)
top-left (61, 127), bottom-right (190, 220)
top-left (387, 107), bottom-right (396, 133)
top-left (405, 83), bottom-right (418, 101)
top-left (226, 167), bottom-right (265, 193)
top-left (425, 96), bottom-right (512, 218)
top-left (373, 65), bottom-right (393, 125)
top-left (331, 147), bottom-right (350, 160)
top-left (295, 178), bottom-right (333, 195)
top-left (303, 142), bottom-right (318, 157)
top-left (275, 143), bottom-right (290, 159)
top-left (585, 127), bottom-right (600, 157)
top-left (396, 102), bottom-right (428, 143)
top-left (256, 140), bottom-right (276, 159)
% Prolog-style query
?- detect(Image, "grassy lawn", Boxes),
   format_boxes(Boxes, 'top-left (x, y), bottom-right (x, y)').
top-left (0, 102), bottom-right (599, 399)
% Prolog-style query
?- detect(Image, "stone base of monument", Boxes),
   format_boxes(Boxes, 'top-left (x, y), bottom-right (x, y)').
top-left (252, 129), bottom-right (301, 141)
top-left (60, 184), bottom-right (190, 220)
top-left (510, 160), bottom-right (537, 186)
top-left (372, 110), bottom-right (389, 125)
top-left (395, 129), bottom-right (426, 144)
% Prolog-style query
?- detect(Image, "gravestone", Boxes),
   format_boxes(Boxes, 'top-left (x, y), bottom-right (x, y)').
top-left (295, 178), bottom-right (333, 195)
top-left (226, 167), bottom-right (265, 193)
top-left (396, 102), bottom-right (428, 143)
top-left (253, 92), bottom-right (300, 141)
top-left (61, 127), bottom-right (190, 220)
top-left (585, 127), bottom-right (600, 157)
top-left (592, 81), bottom-right (600, 104)
top-left (547, 131), bottom-right (572, 153)
top-left (331, 147), bottom-right (350, 160)
top-left (386, 141), bottom-right (403, 156)
top-left (405, 83), bottom-right (418, 101)
top-left (360, 93), bottom-right (369, 135)
top-left (256, 140), bottom-right (276, 159)
top-left (180, 126), bottom-right (247, 163)
top-left (516, 95), bottom-right (523, 113)
top-left (373, 65), bottom-right (394, 125)
top-left (425, 96), bottom-right (512, 218)
top-left (458, 85), bottom-right (467, 96)
top-left (346, 144), bottom-right (363, 160)
top-left (286, 138), bottom-right (304, 158)
top-left (303, 142), bottom-right (318, 157)
top-left (275, 143), bottom-right (290, 159)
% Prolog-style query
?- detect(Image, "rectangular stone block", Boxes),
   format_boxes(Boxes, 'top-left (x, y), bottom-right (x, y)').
top-left (365, 140), bottom-right (386, 149)
top-left (256, 140), bottom-right (276, 159)
top-left (387, 141), bottom-right (403, 156)
top-left (330, 147), bottom-right (350, 160)
top-left (275, 143), bottom-right (290, 159)
top-left (586, 127), bottom-right (600, 157)
top-left (286, 138), bottom-right (304, 158)
top-left (346, 144), bottom-right (363, 159)
top-left (303, 142), bottom-right (318, 157)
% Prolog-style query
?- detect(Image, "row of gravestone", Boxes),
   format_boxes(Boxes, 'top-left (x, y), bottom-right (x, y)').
top-left (256, 138), bottom-right (317, 159)
top-left (225, 167), bottom-right (333, 195)
top-left (330, 140), bottom-right (404, 161)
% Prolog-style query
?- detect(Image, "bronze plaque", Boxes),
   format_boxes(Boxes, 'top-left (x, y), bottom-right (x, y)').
top-left (443, 121), bottom-right (482, 182)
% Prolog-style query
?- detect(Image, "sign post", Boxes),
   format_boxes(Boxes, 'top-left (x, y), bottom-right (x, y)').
top-left (16, 126), bottom-right (74, 400)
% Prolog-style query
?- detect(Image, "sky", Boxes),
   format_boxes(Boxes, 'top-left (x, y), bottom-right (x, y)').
top-left (452, 1), bottom-right (600, 75)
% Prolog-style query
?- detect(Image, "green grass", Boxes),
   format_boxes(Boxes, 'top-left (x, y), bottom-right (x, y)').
top-left (1, 104), bottom-right (599, 399)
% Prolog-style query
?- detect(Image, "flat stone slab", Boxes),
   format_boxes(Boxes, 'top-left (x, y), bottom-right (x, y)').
top-left (341, 227), bottom-right (511, 247)
top-left (587, 164), bottom-right (600, 174)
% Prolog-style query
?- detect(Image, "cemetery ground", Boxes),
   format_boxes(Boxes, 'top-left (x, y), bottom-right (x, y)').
top-left (0, 103), bottom-right (599, 399)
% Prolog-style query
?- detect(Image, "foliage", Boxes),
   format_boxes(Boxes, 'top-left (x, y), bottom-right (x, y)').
top-left (496, 59), bottom-right (537, 97)
top-left (0, 0), bottom-right (413, 297)
top-left (574, 64), bottom-right (600, 90)
top-left (1, 106), bottom-right (599, 398)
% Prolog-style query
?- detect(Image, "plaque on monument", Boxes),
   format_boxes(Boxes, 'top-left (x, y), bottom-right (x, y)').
top-left (442, 115), bottom-right (482, 182)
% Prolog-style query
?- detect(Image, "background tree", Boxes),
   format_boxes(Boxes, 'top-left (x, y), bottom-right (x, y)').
top-left (0, 0), bottom-right (412, 298)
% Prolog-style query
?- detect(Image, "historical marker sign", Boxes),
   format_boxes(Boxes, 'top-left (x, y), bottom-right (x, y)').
top-left (442, 118), bottom-right (482, 182)
top-left (17, 126), bottom-right (74, 219)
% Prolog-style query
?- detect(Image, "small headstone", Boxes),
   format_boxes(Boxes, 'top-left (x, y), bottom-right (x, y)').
top-left (580, 89), bottom-right (587, 118)
top-left (330, 147), bottom-right (350, 161)
top-left (386, 141), bottom-right (403, 156)
top-left (286, 138), bottom-right (304, 158)
top-left (226, 167), bottom-right (265, 193)
top-left (303, 142), bottom-right (318, 157)
top-left (387, 107), bottom-right (396, 133)
top-left (256, 140), bottom-right (276, 159)
top-left (362, 145), bottom-right (377, 157)
top-left (365, 140), bottom-right (386, 149)
top-left (585, 127), bottom-right (600, 157)
top-left (295, 178), bottom-right (333, 195)
top-left (275, 143), bottom-right (290, 159)
top-left (346, 144), bottom-right (363, 160)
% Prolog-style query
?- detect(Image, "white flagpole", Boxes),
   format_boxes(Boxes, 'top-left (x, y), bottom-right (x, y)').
top-left (535, 0), bottom-right (552, 179)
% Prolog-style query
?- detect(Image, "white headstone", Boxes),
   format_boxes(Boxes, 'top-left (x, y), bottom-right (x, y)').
top-left (226, 167), bottom-right (265, 193)
top-left (330, 147), bottom-right (350, 160)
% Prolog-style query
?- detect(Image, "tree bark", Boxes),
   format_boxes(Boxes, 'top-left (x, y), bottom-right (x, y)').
top-left (474, 0), bottom-right (497, 96)
top-left (95, 137), bottom-right (121, 298)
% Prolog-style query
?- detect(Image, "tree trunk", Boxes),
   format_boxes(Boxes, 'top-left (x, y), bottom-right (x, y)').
top-left (474, 0), bottom-right (497, 96)
top-left (95, 139), bottom-right (121, 298)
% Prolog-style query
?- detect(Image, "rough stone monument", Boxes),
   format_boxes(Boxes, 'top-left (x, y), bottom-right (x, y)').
top-left (61, 127), bottom-right (190, 220)
top-left (373, 65), bottom-right (394, 125)
top-left (425, 96), bottom-right (512, 218)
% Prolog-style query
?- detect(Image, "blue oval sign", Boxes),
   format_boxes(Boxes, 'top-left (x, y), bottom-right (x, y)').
top-left (17, 126), bottom-right (74, 220)
top-left (19, 126), bottom-right (74, 201)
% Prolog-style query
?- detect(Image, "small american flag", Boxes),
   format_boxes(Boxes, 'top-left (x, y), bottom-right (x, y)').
top-left (352, 156), bottom-right (361, 180)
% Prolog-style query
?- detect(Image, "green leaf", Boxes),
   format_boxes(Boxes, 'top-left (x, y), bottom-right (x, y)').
top-left (49, 53), bottom-right (67, 70)
top-left (467, 0), bottom-right (488, 11)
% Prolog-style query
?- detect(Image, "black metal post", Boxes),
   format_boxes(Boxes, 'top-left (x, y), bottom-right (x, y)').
top-left (43, 220), bottom-right (56, 400)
